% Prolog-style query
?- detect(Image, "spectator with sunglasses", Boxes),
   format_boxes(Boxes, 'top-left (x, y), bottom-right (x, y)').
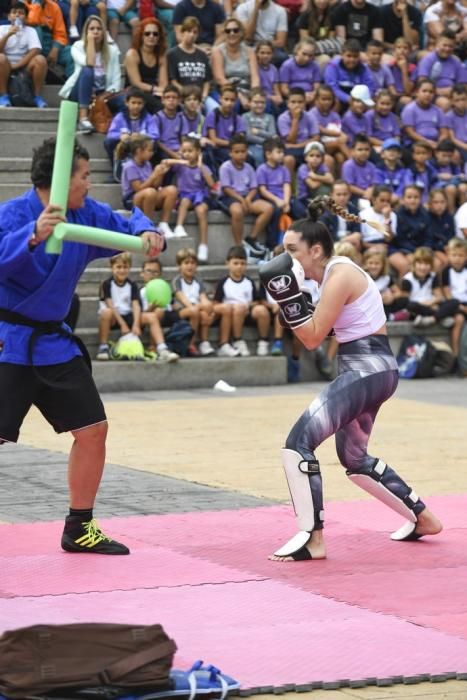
top-left (124, 17), bottom-right (168, 114)
top-left (211, 18), bottom-right (259, 111)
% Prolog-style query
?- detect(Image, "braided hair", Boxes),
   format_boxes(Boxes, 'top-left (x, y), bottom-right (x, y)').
top-left (307, 195), bottom-right (389, 237)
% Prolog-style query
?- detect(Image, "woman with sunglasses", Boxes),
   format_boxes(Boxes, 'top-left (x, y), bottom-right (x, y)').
top-left (211, 18), bottom-right (260, 111)
top-left (59, 15), bottom-right (123, 134)
top-left (124, 17), bottom-right (168, 114)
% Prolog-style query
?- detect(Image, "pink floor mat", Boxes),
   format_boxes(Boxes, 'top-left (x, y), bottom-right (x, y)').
top-left (1, 495), bottom-right (466, 691)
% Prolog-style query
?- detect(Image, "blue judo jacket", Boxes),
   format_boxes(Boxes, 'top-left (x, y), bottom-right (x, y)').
top-left (0, 188), bottom-right (156, 366)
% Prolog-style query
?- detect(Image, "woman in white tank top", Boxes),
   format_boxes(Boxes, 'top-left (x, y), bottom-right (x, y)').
top-left (259, 196), bottom-right (442, 562)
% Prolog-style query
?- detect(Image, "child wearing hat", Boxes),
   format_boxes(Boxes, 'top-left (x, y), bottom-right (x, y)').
top-left (341, 84), bottom-right (373, 146)
top-left (374, 138), bottom-right (409, 205)
top-left (295, 141), bottom-right (334, 218)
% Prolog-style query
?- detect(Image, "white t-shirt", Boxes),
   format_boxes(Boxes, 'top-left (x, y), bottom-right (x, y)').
top-left (235, 0), bottom-right (287, 42)
top-left (360, 205), bottom-right (397, 244)
top-left (0, 24), bottom-right (41, 64)
top-left (455, 202), bottom-right (467, 239)
top-left (423, 1), bottom-right (467, 25)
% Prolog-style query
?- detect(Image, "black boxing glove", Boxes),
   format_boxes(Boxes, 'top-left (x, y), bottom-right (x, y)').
top-left (278, 288), bottom-right (316, 329)
top-left (259, 252), bottom-right (313, 330)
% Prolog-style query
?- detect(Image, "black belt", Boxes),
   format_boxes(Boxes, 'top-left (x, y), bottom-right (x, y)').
top-left (0, 308), bottom-right (92, 371)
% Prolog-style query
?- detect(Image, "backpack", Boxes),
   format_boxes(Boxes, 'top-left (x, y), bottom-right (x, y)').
top-left (0, 623), bottom-right (176, 698)
top-left (110, 333), bottom-right (146, 361)
top-left (164, 320), bottom-right (194, 357)
top-left (397, 334), bottom-right (454, 379)
top-left (8, 70), bottom-right (35, 107)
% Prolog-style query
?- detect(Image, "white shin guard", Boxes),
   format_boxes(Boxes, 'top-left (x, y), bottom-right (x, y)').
top-left (347, 459), bottom-right (418, 523)
top-left (282, 448), bottom-right (324, 532)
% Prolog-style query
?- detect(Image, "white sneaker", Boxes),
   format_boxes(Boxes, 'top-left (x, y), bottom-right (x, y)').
top-left (197, 243), bottom-right (208, 262)
top-left (69, 25), bottom-right (79, 39)
top-left (414, 315), bottom-right (436, 327)
top-left (199, 340), bottom-right (215, 356)
top-left (77, 118), bottom-right (95, 134)
top-left (440, 316), bottom-right (455, 329)
top-left (257, 339), bottom-right (269, 356)
top-left (158, 222), bottom-right (175, 239)
top-left (96, 344), bottom-right (110, 360)
top-left (174, 225), bottom-right (188, 238)
top-left (217, 343), bottom-right (240, 357)
top-left (157, 348), bottom-right (179, 363)
top-left (233, 339), bottom-right (250, 357)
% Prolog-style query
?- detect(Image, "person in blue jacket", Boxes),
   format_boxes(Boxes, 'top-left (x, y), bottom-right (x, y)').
top-left (0, 137), bottom-right (163, 555)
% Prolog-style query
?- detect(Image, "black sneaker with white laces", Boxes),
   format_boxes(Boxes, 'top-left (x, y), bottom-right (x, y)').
top-left (61, 516), bottom-right (130, 555)
top-left (245, 236), bottom-right (266, 252)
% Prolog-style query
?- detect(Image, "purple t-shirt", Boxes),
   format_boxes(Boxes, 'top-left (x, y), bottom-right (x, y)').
top-left (219, 160), bottom-right (258, 196)
top-left (278, 58), bottom-right (321, 91)
top-left (181, 112), bottom-right (203, 136)
top-left (259, 63), bottom-right (279, 97)
top-left (341, 110), bottom-right (369, 142)
top-left (416, 51), bottom-right (465, 89)
top-left (389, 61), bottom-right (416, 95)
top-left (400, 101), bottom-right (447, 143)
top-left (121, 159), bottom-right (152, 199)
top-left (297, 162), bottom-right (328, 199)
top-left (203, 109), bottom-right (247, 140)
top-left (341, 158), bottom-right (378, 190)
top-left (374, 164), bottom-right (409, 196)
top-left (367, 64), bottom-right (395, 90)
top-left (446, 109), bottom-right (467, 144)
top-left (173, 163), bottom-right (212, 196)
top-left (155, 110), bottom-right (184, 150)
top-left (277, 110), bottom-right (319, 143)
top-left (366, 110), bottom-right (401, 141)
top-left (256, 162), bottom-right (291, 198)
top-left (308, 106), bottom-right (342, 132)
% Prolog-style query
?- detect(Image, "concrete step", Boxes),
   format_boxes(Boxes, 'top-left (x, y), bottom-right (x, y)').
top-left (0, 157), bottom-right (113, 184)
top-left (91, 355), bottom-right (287, 393)
top-left (0, 106), bottom-right (60, 130)
top-left (0, 131), bottom-right (107, 159)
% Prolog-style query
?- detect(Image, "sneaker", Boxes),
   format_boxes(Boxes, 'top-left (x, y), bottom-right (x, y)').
top-left (440, 316), bottom-right (455, 329)
top-left (187, 343), bottom-right (200, 357)
top-left (217, 343), bottom-right (240, 357)
top-left (33, 95), bottom-right (48, 108)
top-left (61, 516), bottom-right (130, 555)
top-left (69, 24), bottom-right (79, 39)
top-left (77, 118), bottom-right (95, 134)
top-left (233, 339), bottom-right (250, 357)
top-left (257, 339), bottom-right (269, 356)
top-left (314, 346), bottom-right (333, 380)
top-left (287, 356), bottom-right (300, 383)
top-left (174, 224), bottom-right (188, 238)
top-left (413, 315), bottom-right (436, 327)
top-left (271, 339), bottom-right (283, 356)
top-left (197, 243), bottom-right (208, 263)
top-left (157, 348), bottom-right (179, 363)
top-left (388, 310), bottom-right (410, 322)
top-left (245, 236), bottom-right (266, 252)
top-left (158, 221), bottom-right (175, 239)
top-left (0, 94), bottom-right (11, 107)
top-left (199, 340), bottom-right (215, 356)
top-left (96, 344), bottom-right (110, 360)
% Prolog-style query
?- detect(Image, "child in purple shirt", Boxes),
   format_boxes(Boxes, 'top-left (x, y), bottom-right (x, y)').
top-left (295, 141), bottom-right (334, 218)
top-left (374, 138), bottom-right (408, 204)
top-left (446, 86), bottom-right (467, 161)
top-left (155, 84), bottom-right (185, 160)
top-left (277, 87), bottom-right (319, 175)
top-left (323, 38), bottom-right (375, 108)
top-left (255, 40), bottom-right (283, 115)
top-left (416, 31), bottom-right (466, 112)
top-left (279, 38), bottom-right (320, 108)
top-left (404, 141), bottom-right (438, 204)
top-left (341, 84), bottom-right (372, 146)
top-left (203, 84), bottom-right (247, 175)
top-left (366, 89), bottom-right (401, 153)
top-left (430, 139), bottom-right (466, 213)
top-left (388, 37), bottom-right (415, 108)
top-left (401, 78), bottom-right (449, 150)
top-left (309, 84), bottom-right (350, 173)
top-left (341, 133), bottom-right (378, 205)
top-left (219, 134), bottom-right (273, 252)
top-left (365, 40), bottom-right (396, 95)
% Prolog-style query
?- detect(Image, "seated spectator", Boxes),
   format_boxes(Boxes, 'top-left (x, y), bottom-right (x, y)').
top-left (138, 258), bottom-right (180, 361)
top-left (404, 140), bottom-right (437, 203)
top-left (365, 39), bottom-right (396, 95)
top-left (388, 184), bottom-right (433, 276)
top-left (164, 135), bottom-right (215, 259)
top-left (211, 18), bottom-right (260, 112)
top-left (166, 17), bottom-right (212, 108)
top-left (203, 84), bottom-right (247, 174)
top-left (388, 36), bottom-right (415, 107)
top-left (25, 0), bottom-right (73, 79)
top-left (106, 0), bottom-right (139, 42)
top-left (244, 87), bottom-right (277, 166)
top-left (446, 85), bottom-right (467, 162)
top-left (180, 85), bottom-right (205, 137)
top-left (295, 140), bottom-right (333, 217)
top-left (297, 0), bottom-right (343, 67)
top-left (401, 78), bottom-right (449, 151)
top-left (309, 84), bottom-right (350, 173)
top-left (171, 248), bottom-right (216, 355)
top-left (366, 89), bottom-right (401, 153)
top-left (380, 0), bottom-right (422, 52)
top-left (359, 184), bottom-right (396, 252)
top-left (255, 39), bottom-right (283, 114)
top-left (0, 0), bottom-right (47, 108)
top-left (374, 137), bottom-right (408, 203)
top-left (219, 134), bottom-right (273, 251)
top-left (441, 238), bottom-right (467, 365)
top-left (341, 133), bottom-right (378, 206)
top-left (68, 0), bottom-right (106, 40)
top-left (330, 0), bottom-right (383, 50)
top-left (124, 17), bottom-right (167, 114)
top-left (155, 83), bottom-right (184, 159)
top-left (235, 0), bottom-right (288, 66)
top-left (104, 87), bottom-right (159, 173)
top-left (173, 0), bottom-right (225, 57)
top-left (427, 188), bottom-right (456, 270)
top-left (423, 0), bottom-right (467, 52)
top-left (318, 179), bottom-right (362, 251)
top-left (278, 38), bottom-right (320, 107)
top-left (323, 38), bottom-right (375, 110)
top-left (363, 249), bottom-right (407, 320)
top-left (341, 84), bottom-right (372, 146)
top-left (213, 244), bottom-right (271, 357)
top-left (119, 134), bottom-right (178, 234)
top-left (430, 139), bottom-right (466, 213)
top-left (416, 31), bottom-right (466, 112)
top-left (59, 15), bottom-right (122, 135)
top-left (277, 86), bottom-right (319, 175)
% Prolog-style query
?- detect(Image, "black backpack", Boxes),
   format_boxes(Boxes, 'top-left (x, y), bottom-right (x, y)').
top-left (397, 334), bottom-right (454, 379)
top-left (8, 70), bottom-right (35, 107)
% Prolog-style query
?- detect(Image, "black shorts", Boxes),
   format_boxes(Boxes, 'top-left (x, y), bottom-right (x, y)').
top-left (111, 312), bottom-right (134, 330)
top-left (0, 357), bottom-right (106, 443)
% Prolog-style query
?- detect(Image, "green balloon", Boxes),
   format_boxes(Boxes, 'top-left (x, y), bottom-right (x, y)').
top-left (145, 278), bottom-right (172, 307)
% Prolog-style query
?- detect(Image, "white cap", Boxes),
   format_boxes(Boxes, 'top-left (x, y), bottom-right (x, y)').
top-left (350, 84), bottom-right (374, 107)
top-left (304, 140), bottom-right (325, 156)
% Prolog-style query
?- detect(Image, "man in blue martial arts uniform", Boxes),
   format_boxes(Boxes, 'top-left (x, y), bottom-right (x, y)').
top-left (0, 138), bottom-right (164, 555)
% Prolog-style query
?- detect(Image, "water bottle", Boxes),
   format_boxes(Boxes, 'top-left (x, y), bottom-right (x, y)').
top-left (14, 16), bottom-right (23, 34)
